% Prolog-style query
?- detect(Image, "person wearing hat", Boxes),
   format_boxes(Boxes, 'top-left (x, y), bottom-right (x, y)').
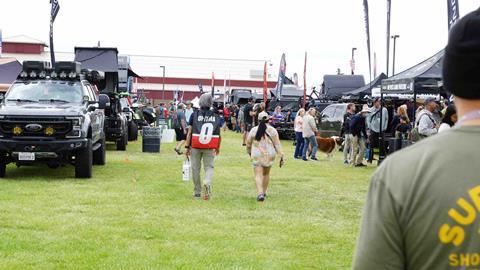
top-left (366, 97), bottom-right (389, 163)
top-left (350, 105), bottom-right (370, 167)
top-left (173, 103), bottom-right (187, 155)
top-left (184, 101), bottom-right (194, 127)
top-left (353, 9), bottom-right (480, 269)
top-left (416, 97), bottom-right (439, 138)
top-left (246, 111), bottom-right (285, 202)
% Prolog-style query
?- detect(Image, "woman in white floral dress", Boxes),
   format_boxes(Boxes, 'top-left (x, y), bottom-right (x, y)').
top-left (246, 112), bottom-right (285, 202)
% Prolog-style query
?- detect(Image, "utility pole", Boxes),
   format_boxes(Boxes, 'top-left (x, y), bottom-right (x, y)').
top-left (160, 66), bottom-right (166, 101)
top-left (391, 35), bottom-right (400, 76)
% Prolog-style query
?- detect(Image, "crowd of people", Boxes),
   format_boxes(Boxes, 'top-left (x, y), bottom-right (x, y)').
top-left (353, 10), bottom-right (480, 269)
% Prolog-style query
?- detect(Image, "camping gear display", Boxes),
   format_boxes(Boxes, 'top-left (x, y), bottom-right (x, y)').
top-left (182, 158), bottom-right (190, 182)
top-left (142, 127), bottom-right (162, 153)
top-left (191, 110), bottom-right (221, 149)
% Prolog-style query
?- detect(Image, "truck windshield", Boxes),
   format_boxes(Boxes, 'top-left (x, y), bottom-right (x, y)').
top-left (6, 81), bottom-right (84, 103)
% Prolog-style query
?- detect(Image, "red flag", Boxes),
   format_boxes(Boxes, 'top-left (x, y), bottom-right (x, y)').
top-left (303, 52), bottom-right (307, 109)
top-left (263, 62), bottom-right (268, 104)
top-left (211, 72), bottom-right (215, 97)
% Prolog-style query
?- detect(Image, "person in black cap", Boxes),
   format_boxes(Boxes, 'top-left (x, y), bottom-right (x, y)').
top-left (353, 9), bottom-right (480, 270)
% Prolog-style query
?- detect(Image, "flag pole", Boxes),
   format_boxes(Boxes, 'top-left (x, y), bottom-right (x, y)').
top-left (263, 61), bottom-right (268, 104)
top-left (303, 52), bottom-right (307, 109)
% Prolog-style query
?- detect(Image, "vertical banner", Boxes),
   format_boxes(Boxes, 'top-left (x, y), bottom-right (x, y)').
top-left (363, 0), bottom-right (372, 82)
top-left (50, 0), bottom-right (60, 65)
top-left (276, 53), bottom-right (286, 98)
top-left (0, 29), bottom-right (2, 57)
top-left (303, 52), bottom-right (307, 109)
top-left (386, 0), bottom-right (391, 77)
top-left (263, 61), bottom-right (268, 104)
top-left (211, 72), bottom-right (215, 97)
top-left (223, 75), bottom-right (227, 106)
top-left (293, 73), bottom-right (299, 86)
top-left (447, 0), bottom-right (460, 30)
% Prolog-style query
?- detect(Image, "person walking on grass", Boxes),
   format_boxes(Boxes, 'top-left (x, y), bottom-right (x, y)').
top-left (294, 108), bottom-right (306, 159)
top-left (246, 112), bottom-right (285, 202)
top-left (173, 103), bottom-right (187, 155)
top-left (302, 108), bottom-right (319, 161)
top-left (185, 94), bottom-right (221, 200)
top-left (353, 11), bottom-right (480, 269)
top-left (342, 103), bottom-right (355, 165)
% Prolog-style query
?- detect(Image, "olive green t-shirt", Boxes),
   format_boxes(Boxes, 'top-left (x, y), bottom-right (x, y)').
top-left (353, 125), bottom-right (480, 270)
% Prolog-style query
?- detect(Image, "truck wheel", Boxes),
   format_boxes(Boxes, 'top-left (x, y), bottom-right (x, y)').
top-left (116, 133), bottom-right (127, 151)
top-left (128, 122), bottom-right (138, 141)
top-left (93, 137), bottom-right (106, 165)
top-left (75, 139), bottom-right (93, 178)
top-left (0, 154), bottom-right (6, 178)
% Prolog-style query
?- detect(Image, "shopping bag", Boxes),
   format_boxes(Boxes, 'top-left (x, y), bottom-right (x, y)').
top-left (182, 158), bottom-right (190, 182)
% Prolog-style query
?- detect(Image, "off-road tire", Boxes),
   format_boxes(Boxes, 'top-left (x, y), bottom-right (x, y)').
top-left (128, 122), bottom-right (138, 141)
top-left (93, 137), bottom-right (106, 165)
top-left (0, 154), bottom-right (6, 178)
top-left (116, 133), bottom-right (127, 151)
top-left (75, 139), bottom-right (93, 178)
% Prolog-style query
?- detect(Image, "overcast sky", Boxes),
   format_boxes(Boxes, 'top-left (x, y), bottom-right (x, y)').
top-left (1, 0), bottom-right (479, 86)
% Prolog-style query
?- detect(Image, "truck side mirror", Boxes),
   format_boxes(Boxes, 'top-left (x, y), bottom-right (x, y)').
top-left (98, 94), bottom-right (110, 110)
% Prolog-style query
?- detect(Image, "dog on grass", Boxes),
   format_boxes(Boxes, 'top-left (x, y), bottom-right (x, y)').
top-left (307, 135), bottom-right (344, 160)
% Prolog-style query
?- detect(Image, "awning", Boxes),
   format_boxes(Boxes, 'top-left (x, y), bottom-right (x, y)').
top-left (381, 50), bottom-right (444, 94)
top-left (74, 47), bottom-right (119, 72)
top-left (0, 58), bottom-right (22, 84)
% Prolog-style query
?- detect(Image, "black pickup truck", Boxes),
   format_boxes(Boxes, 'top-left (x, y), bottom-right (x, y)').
top-left (0, 61), bottom-right (110, 178)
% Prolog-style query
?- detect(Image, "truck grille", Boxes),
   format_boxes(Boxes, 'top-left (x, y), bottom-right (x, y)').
top-left (0, 117), bottom-right (72, 139)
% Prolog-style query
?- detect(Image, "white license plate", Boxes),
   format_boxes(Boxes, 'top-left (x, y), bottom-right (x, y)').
top-left (18, 152), bottom-right (35, 161)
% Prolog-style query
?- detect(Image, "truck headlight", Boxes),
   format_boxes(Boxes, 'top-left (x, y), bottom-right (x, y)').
top-left (66, 117), bottom-right (84, 138)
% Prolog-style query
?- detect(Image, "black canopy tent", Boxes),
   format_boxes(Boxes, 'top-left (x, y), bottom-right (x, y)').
top-left (343, 73), bottom-right (387, 99)
top-left (377, 50), bottom-right (444, 164)
top-left (381, 50), bottom-right (444, 95)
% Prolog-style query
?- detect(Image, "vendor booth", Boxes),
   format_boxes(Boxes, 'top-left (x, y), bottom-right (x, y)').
top-left (379, 50), bottom-right (445, 159)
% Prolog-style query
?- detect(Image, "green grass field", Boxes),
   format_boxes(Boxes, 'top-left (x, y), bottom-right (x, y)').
top-left (0, 131), bottom-right (376, 270)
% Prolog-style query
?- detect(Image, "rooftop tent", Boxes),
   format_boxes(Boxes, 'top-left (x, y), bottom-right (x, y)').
top-left (74, 47), bottom-right (119, 72)
top-left (271, 84), bottom-right (303, 98)
top-left (344, 73), bottom-right (387, 98)
top-left (252, 91), bottom-right (272, 101)
top-left (381, 50), bottom-right (444, 94)
top-left (322, 75), bottom-right (365, 99)
top-left (230, 89), bottom-right (253, 104)
top-left (0, 58), bottom-right (22, 84)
